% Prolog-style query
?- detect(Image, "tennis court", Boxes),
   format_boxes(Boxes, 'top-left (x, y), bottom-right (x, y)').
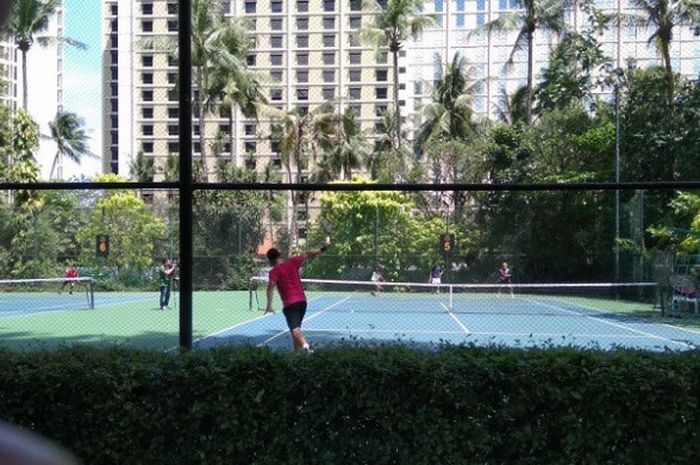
top-left (0, 282), bottom-right (253, 351)
top-left (193, 279), bottom-right (700, 352)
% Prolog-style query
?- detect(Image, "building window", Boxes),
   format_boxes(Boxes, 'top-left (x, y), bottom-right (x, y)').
top-left (111, 68), bottom-right (118, 80)
top-left (142, 90), bottom-right (153, 101)
top-left (110, 98), bottom-right (118, 112)
top-left (297, 17), bottom-right (309, 30)
top-left (110, 34), bottom-right (118, 48)
top-left (271, 88), bottom-right (282, 100)
top-left (348, 32), bottom-right (360, 46)
top-left (271, 1), bottom-right (283, 13)
top-left (375, 104), bottom-right (387, 116)
top-left (350, 0), bottom-right (362, 11)
top-left (142, 72), bottom-right (153, 84)
top-left (349, 16), bottom-right (361, 29)
top-left (349, 69), bottom-right (361, 82)
top-left (322, 35), bottom-right (335, 47)
top-left (246, 54), bottom-right (256, 66)
top-left (142, 125), bottom-right (154, 136)
top-left (168, 20), bottom-right (178, 32)
top-left (168, 142), bottom-right (179, 153)
top-left (168, 124), bottom-right (179, 136)
top-left (296, 88), bottom-right (309, 101)
top-left (168, 90), bottom-right (178, 101)
top-left (322, 87), bottom-right (335, 99)
top-left (142, 55), bottom-right (153, 67)
top-left (349, 51), bottom-right (361, 64)
top-left (349, 87), bottom-right (361, 100)
top-left (167, 3), bottom-right (177, 15)
top-left (142, 142), bottom-right (153, 153)
top-left (376, 87), bottom-right (388, 99)
top-left (323, 0), bottom-right (335, 12)
top-left (244, 1), bottom-right (256, 13)
top-left (296, 70), bottom-right (309, 82)
top-left (245, 123), bottom-right (256, 135)
top-left (297, 1), bottom-right (309, 12)
top-left (322, 51), bottom-right (335, 64)
top-left (296, 52), bottom-right (309, 65)
top-left (296, 35), bottom-right (309, 48)
top-left (271, 54), bottom-right (283, 65)
top-left (376, 69), bottom-right (388, 81)
top-left (323, 17), bottom-right (335, 29)
top-left (141, 20), bottom-right (153, 33)
top-left (168, 55), bottom-right (178, 67)
top-left (168, 107), bottom-right (178, 118)
top-left (244, 141), bottom-right (256, 153)
top-left (271, 35), bottom-right (283, 48)
top-left (322, 69), bottom-right (335, 82)
top-left (168, 73), bottom-right (177, 84)
top-left (270, 18), bottom-right (283, 31)
top-left (110, 3), bottom-right (118, 15)
top-left (110, 82), bottom-right (118, 96)
top-left (270, 70), bottom-right (283, 81)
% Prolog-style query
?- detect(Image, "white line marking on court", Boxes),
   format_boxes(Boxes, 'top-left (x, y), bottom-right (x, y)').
top-left (302, 328), bottom-right (671, 338)
top-left (257, 296), bottom-right (351, 348)
top-left (440, 302), bottom-right (470, 334)
top-left (525, 299), bottom-right (696, 349)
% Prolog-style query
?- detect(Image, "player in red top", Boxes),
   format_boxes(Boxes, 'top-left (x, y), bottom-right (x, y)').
top-left (60, 265), bottom-right (79, 295)
top-left (265, 241), bottom-right (331, 353)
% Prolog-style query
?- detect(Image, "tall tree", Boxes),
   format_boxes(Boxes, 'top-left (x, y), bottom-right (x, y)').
top-left (6, 0), bottom-right (86, 109)
top-left (416, 53), bottom-right (477, 152)
top-left (206, 18), bottom-right (270, 166)
top-left (320, 107), bottom-right (371, 181)
top-left (275, 102), bottom-right (337, 245)
top-left (48, 111), bottom-right (94, 180)
top-left (362, 0), bottom-right (434, 149)
top-left (471, 0), bottom-right (567, 123)
top-left (190, 0), bottom-right (245, 180)
top-left (626, 0), bottom-right (700, 106)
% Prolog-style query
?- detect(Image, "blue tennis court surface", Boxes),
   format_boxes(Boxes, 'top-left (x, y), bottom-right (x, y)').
top-left (194, 292), bottom-right (700, 352)
top-left (0, 292), bottom-right (154, 318)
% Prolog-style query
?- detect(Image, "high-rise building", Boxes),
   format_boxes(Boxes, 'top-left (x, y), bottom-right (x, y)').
top-left (103, 0), bottom-right (700, 179)
top-left (103, 0), bottom-right (394, 180)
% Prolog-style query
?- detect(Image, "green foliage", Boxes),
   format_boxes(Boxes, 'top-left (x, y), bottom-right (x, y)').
top-left (0, 346), bottom-right (699, 465)
top-left (76, 189), bottom-right (166, 271)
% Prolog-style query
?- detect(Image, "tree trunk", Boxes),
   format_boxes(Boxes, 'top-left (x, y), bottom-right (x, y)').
top-left (229, 107), bottom-right (236, 165)
top-left (392, 47), bottom-right (401, 150)
top-left (660, 40), bottom-right (674, 108)
top-left (21, 48), bottom-right (28, 110)
top-left (526, 30), bottom-right (534, 124)
top-left (196, 67), bottom-right (208, 180)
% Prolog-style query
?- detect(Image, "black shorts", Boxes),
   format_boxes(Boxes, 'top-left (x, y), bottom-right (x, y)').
top-left (283, 301), bottom-right (307, 330)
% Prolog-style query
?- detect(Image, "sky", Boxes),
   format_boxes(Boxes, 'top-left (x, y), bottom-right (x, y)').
top-left (62, 0), bottom-right (102, 179)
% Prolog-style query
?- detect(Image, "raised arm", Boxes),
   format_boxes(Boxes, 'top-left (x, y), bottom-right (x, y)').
top-left (305, 241), bottom-right (331, 260)
top-left (266, 281), bottom-right (276, 314)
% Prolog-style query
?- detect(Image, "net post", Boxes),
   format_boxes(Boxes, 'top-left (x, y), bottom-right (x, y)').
top-left (449, 284), bottom-right (453, 311)
top-left (248, 278), bottom-right (253, 311)
top-left (88, 278), bottom-right (95, 310)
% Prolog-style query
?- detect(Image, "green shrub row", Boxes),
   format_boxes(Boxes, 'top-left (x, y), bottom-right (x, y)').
top-left (0, 346), bottom-right (699, 465)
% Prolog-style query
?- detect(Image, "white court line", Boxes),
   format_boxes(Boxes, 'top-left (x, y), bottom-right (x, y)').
top-left (440, 302), bottom-right (470, 334)
top-left (302, 328), bottom-right (672, 338)
top-left (525, 298), bottom-right (696, 349)
top-left (257, 296), bottom-right (351, 347)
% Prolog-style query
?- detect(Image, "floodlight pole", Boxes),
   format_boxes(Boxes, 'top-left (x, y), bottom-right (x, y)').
top-left (178, 0), bottom-right (193, 350)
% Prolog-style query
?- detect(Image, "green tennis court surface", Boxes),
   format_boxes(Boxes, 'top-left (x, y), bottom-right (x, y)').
top-left (0, 291), bottom-right (252, 351)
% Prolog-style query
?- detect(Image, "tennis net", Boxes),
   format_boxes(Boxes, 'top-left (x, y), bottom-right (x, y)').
top-left (0, 277), bottom-right (96, 315)
top-left (249, 277), bottom-right (659, 315)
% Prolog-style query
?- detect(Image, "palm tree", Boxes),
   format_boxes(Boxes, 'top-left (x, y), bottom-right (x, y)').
top-left (367, 107), bottom-right (411, 182)
top-left (470, 0), bottom-right (567, 123)
top-left (128, 151), bottom-right (154, 182)
top-left (7, 0), bottom-right (86, 110)
top-left (416, 53), bottom-right (477, 152)
top-left (190, 0), bottom-right (245, 180)
top-left (362, 0), bottom-right (434, 149)
top-left (322, 107), bottom-right (371, 181)
top-left (275, 103), bottom-right (337, 245)
top-left (48, 111), bottom-right (93, 180)
top-left (626, 0), bottom-right (700, 106)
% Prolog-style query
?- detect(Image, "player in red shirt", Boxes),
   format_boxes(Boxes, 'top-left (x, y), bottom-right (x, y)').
top-left (60, 265), bottom-right (79, 295)
top-left (265, 241), bottom-right (331, 353)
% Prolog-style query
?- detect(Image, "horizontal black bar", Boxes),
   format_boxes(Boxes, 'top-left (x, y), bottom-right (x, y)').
top-left (0, 181), bottom-right (698, 192)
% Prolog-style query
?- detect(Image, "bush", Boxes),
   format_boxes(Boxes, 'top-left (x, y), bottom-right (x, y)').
top-left (0, 346), bottom-right (698, 465)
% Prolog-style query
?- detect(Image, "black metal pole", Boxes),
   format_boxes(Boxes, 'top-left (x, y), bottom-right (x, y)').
top-left (178, 0), bottom-right (193, 350)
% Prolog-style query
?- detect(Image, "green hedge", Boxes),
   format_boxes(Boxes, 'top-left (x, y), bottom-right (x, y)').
top-left (0, 346), bottom-right (699, 465)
